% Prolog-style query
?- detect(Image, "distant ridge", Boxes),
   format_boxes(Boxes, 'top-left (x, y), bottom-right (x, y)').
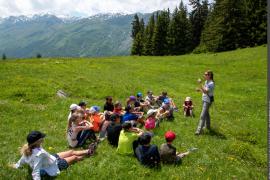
top-left (0, 13), bottom-right (151, 58)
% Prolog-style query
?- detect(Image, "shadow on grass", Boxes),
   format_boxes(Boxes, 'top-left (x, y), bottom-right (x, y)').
top-left (205, 128), bottom-right (227, 140)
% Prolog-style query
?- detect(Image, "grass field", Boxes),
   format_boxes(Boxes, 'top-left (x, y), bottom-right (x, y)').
top-left (0, 45), bottom-right (267, 179)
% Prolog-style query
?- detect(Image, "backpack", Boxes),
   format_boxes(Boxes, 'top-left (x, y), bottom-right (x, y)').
top-left (138, 145), bottom-right (160, 168)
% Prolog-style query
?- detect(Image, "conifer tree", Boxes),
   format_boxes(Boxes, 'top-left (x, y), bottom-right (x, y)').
top-left (2, 53), bottom-right (6, 60)
top-left (189, 0), bottom-right (209, 49)
top-left (246, 0), bottom-right (267, 46)
top-left (167, 1), bottom-right (192, 55)
top-left (143, 14), bottom-right (155, 55)
top-left (200, 0), bottom-right (250, 52)
top-left (152, 10), bottom-right (170, 56)
top-left (131, 15), bottom-right (145, 55)
top-left (131, 14), bottom-right (140, 39)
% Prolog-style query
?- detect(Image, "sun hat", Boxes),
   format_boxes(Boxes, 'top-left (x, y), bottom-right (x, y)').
top-left (164, 131), bottom-right (176, 142)
top-left (185, 97), bottom-right (192, 101)
top-left (129, 96), bottom-right (136, 100)
top-left (163, 98), bottom-right (170, 104)
top-left (27, 131), bottom-right (46, 144)
top-left (146, 109), bottom-right (157, 118)
top-left (89, 106), bottom-right (100, 113)
top-left (70, 104), bottom-right (79, 111)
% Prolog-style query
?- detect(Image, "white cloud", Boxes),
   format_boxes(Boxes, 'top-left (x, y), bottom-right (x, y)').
top-left (0, 0), bottom-right (194, 17)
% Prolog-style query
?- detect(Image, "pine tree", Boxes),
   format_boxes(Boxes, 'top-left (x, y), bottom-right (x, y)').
top-left (131, 14), bottom-right (145, 55)
top-left (189, 0), bottom-right (209, 49)
top-left (36, 53), bottom-right (42, 58)
top-left (246, 0), bottom-right (267, 46)
top-left (131, 14), bottom-right (140, 39)
top-left (143, 14), bottom-right (155, 55)
top-left (152, 10), bottom-right (170, 56)
top-left (2, 53), bottom-right (6, 60)
top-left (199, 0), bottom-right (250, 52)
top-left (131, 32), bottom-right (144, 56)
top-left (167, 1), bottom-right (193, 55)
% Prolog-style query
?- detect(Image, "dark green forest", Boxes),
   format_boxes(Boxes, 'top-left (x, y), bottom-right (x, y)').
top-left (131, 0), bottom-right (267, 55)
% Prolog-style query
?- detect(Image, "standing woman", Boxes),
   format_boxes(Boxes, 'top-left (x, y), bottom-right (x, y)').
top-left (195, 70), bottom-right (215, 135)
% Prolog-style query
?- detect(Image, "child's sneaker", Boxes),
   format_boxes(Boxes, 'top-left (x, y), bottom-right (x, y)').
top-left (87, 142), bottom-right (97, 156)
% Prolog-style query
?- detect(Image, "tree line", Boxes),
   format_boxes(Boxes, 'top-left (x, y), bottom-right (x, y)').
top-left (131, 0), bottom-right (266, 55)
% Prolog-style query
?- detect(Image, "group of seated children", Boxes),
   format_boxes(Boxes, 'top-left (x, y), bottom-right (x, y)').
top-left (11, 91), bottom-right (194, 179)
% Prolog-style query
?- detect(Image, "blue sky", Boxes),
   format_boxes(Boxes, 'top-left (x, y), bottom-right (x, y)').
top-left (0, 0), bottom-right (198, 17)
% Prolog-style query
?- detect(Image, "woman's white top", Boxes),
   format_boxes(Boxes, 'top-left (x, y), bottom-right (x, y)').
top-left (202, 80), bottom-right (215, 103)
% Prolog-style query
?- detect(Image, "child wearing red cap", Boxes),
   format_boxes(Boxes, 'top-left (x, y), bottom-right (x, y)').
top-left (159, 131), bottom-right (189, 164)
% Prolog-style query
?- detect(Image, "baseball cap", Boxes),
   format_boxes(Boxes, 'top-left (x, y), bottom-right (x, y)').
top-left (163, 98), bottom-right (170, 104)
top-left (70, 104), bottom-right (79, 111)
top-left (27, 131), bottom-right (46, 144)
top-left (129, 96), bottom-right (136, 101)
top-left (89, 106), bottom-right (100, 113)
top-left (146, 109), bottom-right (157, 118)
top-left (137, 92), bottom-right (142, 97)
top-left (139, 132), bottom-right (152, 145)
top-left (165, 131), bottom-right (176, 142)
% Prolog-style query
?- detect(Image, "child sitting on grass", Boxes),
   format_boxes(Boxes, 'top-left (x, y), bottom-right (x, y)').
top-left (117, 122), bottom-right (144, 156)
top-left (145, 109), bottom-right (158, 131)
top-left (156, 98), bottom-right (174, 122)
top-left (107, 114), bottom-right (123, 147)
top-left (159, 131), bottom-right (189, 165)
top-left (122, 106), bottom-right (144, 127)
top-left (104, 96), bottom-right (114, 112)
top-left (10, 131), bottom-right (96, 180)
top-left (67, 113), bottom-right (96, 148)
top-left (135, 132), bottom-right (160, 168)
top-left (183, 97), bottom-right (194, 117)
top-left (86, 106), bottom-right (104, 133)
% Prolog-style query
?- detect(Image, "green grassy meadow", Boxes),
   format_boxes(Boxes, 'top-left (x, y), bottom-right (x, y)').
top-left (0, 46), bottom-right (267, 179)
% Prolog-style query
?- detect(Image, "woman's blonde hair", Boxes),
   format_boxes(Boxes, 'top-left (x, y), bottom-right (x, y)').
top-left (20, 139), bottom-right (42, 156)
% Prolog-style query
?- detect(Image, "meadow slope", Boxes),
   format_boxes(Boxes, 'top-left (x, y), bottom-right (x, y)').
top-left (0, 46), bottom-right (267, 179)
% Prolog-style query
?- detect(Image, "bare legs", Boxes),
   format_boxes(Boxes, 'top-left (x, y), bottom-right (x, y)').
top-left (57, 149), bottom-right (89, 165)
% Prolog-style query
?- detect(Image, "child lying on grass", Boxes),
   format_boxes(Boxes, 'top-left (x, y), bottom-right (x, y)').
top-left (10, 131), bottom-right (96, 180)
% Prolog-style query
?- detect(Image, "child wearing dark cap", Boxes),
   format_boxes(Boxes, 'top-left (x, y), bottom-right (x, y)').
top-left (159, 131), bottom-right (189, 164)
top-left (10, 131), bottom-right (96, 180)
top-left (135, 132), bottom-right (160, 168)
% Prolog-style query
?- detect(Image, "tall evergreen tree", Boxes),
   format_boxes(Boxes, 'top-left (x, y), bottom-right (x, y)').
top-left (131, 15), bottom-right (145, 55)
top-left (152, 10), bottom-right (170, 56)
top-left (189, 0), bottom-right (209, 49)
top-left (143, 14), bottom-right (155, 55)
top-left (131, 14), bottom-right (140, 39)
top-left (200, 0), bottom-right (250, 52)
top-left (131, 32), bottom-right (144, 56)
top-left (167, 1), bottom-right (193, 55)
top-left (2, 53), bottom-right (6, 60)
top-left (246, 0), bottom-right (267, 46)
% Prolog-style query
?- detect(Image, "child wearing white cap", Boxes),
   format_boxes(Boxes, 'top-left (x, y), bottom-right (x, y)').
top-left (145, 109), bottom-right (158, 131)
